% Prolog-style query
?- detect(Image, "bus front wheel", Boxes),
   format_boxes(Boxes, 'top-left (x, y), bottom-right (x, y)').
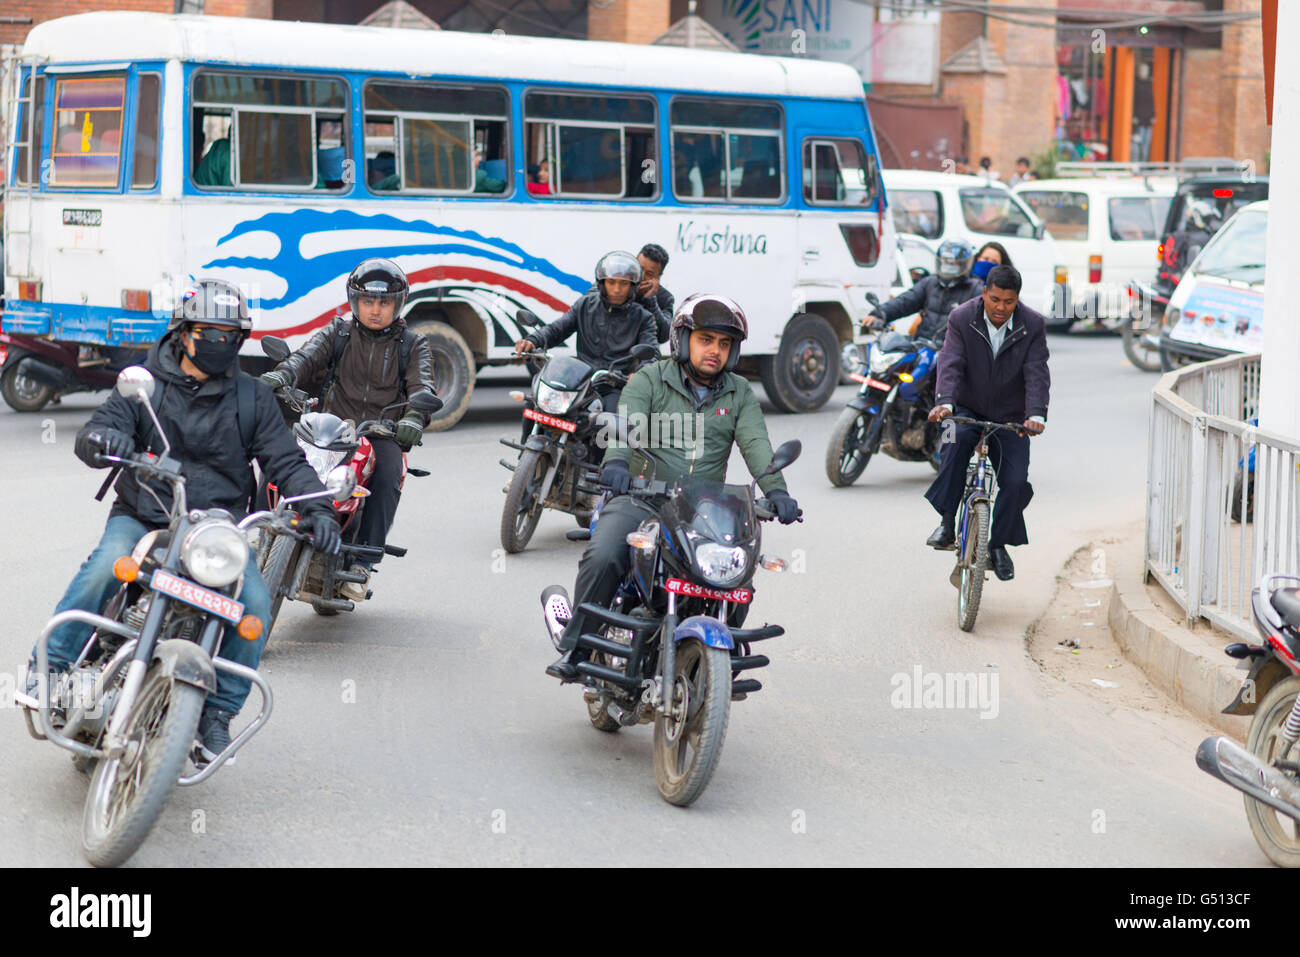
top-left (408, 320), bottom-right (475, 432)
top-left (759, 314), bottom-right (840, 414)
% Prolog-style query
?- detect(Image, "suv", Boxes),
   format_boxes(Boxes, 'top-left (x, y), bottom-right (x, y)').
top-left (1156, 175), bottom-right (1269, 299)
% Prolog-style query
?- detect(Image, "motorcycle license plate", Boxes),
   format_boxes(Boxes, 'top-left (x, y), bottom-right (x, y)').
top-left (665, 578), bottom-right (752, 604)
top-left (523, 407), bottom-right (576, 433)
top-left (150, 570), bottom-right (244, 623)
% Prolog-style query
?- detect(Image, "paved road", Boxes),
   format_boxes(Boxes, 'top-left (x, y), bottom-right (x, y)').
top-left (0, 332), bottom-right (1261, 866)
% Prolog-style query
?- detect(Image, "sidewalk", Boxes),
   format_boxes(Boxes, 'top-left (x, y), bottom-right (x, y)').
top-left (1100, 520), bottom-right (1252, 739)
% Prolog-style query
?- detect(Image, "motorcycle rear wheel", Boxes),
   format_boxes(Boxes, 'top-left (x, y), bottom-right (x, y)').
top-left (957, 501), bottom-right (989, 633)
top-left (653, 638), bottom-right (731, 807)
top-left (81, 670), bottom-right (205, 868)
top-left (500, 449), bottom-right (547, 553)
top-left (1244, 676), bottom-right (1300, 867)
top-left (825, 407), bottom-right (876, 487)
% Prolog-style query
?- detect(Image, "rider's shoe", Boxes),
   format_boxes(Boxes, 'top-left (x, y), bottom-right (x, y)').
top-left (927, 522), bottom-right (956, 550)
top-left (990, 546), bottom-right (1015, 581)
top-left (19, 665), bottom-right (67, 724)
top-left (545, 648), bottom-right (591, 682)
top-left (339, 564), bottom-right (370, 602)
top-left (193, 705), bottom-right (236, 767)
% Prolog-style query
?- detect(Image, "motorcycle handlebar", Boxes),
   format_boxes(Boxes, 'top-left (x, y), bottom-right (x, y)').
top-left (276, 387), bottom-right (319, 413)
top-left (946, 416), bottom-right (1033, 437)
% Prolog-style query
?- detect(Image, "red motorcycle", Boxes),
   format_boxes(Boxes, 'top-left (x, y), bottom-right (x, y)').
top-left (254, 337), bottom-right (440, 631)
top-left (0, 333), bottom-right (140, 412)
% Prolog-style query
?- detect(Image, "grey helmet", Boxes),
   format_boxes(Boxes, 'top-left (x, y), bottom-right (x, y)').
top-left (168, 278), bottom-right (252, 335)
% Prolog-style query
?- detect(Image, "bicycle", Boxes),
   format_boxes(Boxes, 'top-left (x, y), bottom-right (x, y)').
top-left (945, 416), bottom-right (1029, 632)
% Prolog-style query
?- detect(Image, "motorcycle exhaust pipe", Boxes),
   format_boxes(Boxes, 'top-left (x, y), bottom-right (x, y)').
top-left (1196, 736), bottom-right (1300, 823)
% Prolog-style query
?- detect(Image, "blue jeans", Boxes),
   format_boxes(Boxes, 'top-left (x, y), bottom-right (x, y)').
top-left (38, 514), bottom-right (272, 714)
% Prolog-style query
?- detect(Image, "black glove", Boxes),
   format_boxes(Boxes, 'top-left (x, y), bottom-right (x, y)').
top-left (305, 511), bottom-right (341, 556)
top-left (599, 459), bottom-right (631, 497)
top-left (260, 370), bottom-right (292, 391)
top-left (767, 489), bottom-right (801, 525)
top-left (78, 428), bottom-right (135, 467)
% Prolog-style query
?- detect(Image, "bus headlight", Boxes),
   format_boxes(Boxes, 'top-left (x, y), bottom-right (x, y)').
top-left (182, 521), bottom-right (249, 587)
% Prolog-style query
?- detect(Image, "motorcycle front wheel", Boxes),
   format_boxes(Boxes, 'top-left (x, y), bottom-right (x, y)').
top-left (500, 448), bottom-right (548, 553)
top-left (258, 534), bottom-right (298, 636)
top-left (1121, 316), bottom-right (1163, 372)
top-left (1244, 676), bottom-right (1300, 867)
top-left (957, 501), bottom-right (989, 633)
top-left (653, 638), bottom-right (731, 807)
top-left (81, 669), bottom-right (205, 868)
top-left (825, 407), bottom-right (877, 487)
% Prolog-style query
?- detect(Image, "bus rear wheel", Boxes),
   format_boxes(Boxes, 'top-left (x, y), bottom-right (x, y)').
top-left (759, 314), bottom-right (839, 414)
top-left (408, 319), bottom-right (475, 433)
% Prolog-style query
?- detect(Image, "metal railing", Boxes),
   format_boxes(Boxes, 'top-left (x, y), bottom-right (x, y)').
top-left (1147, 352), bottom-right (1300, 638)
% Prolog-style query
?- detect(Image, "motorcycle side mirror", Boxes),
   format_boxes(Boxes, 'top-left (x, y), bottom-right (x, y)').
top-left (408, 390), bottom-right (443, 414)
top-left (325, 464), bottom-right (356, 503)
top-left (516, 308), bottom-right (542, 329)
top-left (261, 336), bottom-right (291, 362)
top-left (909, 267), bottom-right (931, 283)
top-left (865, 292), bottom-right (882, 309)
top-left (116, 365), bottom-right (155, 401)
top-left (630, 344), bottom-right (660, 363)
top-left (758, 439), bottom-right (802, 479)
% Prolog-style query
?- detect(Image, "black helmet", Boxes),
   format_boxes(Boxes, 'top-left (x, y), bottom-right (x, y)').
top-left (347, 258), bottom-right (408, 319)
top-left (168, 278), bottom-right (252, 335)
top-left (669, 293), bottom-right (748, 373)
top-left (935, 239), bottom-right (974, 284)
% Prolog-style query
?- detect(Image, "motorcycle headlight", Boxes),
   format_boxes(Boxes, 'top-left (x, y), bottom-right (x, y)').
top-left (182, 520), bottom-right (249, 588)
top-left (869, 351), bottom-right (904, 375)
top-left (301, 442), bottom-right (348, 483)
top-left (694, 541), bottom-right (749, 589)
top-left (536, 381), bottom-right (579, 415)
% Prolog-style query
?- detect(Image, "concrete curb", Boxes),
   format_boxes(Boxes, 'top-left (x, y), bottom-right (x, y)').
top-left (1106, 554), bottom-right (1251, 740)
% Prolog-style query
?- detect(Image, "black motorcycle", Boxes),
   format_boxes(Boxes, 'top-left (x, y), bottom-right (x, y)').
top-left (825, 326), bottom-right (943, 487)
top-left (541, 423), bottom-right (802, 807)
top-left (498, 309), bottom-right (657, 553)
top-left (1197, 575), bottom-right (1300, 867)
top-left (17, 366), bottom-right (353, 867)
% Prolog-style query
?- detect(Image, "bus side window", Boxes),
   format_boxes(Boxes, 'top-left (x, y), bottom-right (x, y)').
top-left (670, 98), bottom-right (783, 204)
top-left (194, 110), bottom-right (233, 187)
top-left (49, 75), bottom-right (127, 188)
top-left (14, 74), bottom-right (46, 186)
top-left (523, 91), bottom-right (657, 200)
top-left (131, 74), bottom-right (161, 189)
top-left (802, 138), bottom-right (875, 207)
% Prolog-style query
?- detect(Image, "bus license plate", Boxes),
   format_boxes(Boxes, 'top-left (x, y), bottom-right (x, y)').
top-left (665, 578), bottom-right (752, 604)
top-left (522, 408), bottom-right (576, 432)
top-left (151, 570), bottom-right (244, 623)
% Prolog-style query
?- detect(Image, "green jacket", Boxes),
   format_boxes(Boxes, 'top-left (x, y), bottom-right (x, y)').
top-left (605, 359), bottom-right (788, 495)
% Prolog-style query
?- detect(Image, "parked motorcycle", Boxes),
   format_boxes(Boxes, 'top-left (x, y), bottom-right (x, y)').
top-left (825, 325), bottom-right (942, 487)
top-left (1197, 575), bottom-right (1300, 867)
top-left (255, 336), bottom-right (440, 631)
top-left (16, 366), bottom-right (354, 867)
top-left (1119, 280), bottom-right (1168, 373)
top-left (498, 309), bottom-right (658, 553)
top-left (541, 421), bottom-right (801, 807)
top-left (0, 333), bottom-right (142, 412)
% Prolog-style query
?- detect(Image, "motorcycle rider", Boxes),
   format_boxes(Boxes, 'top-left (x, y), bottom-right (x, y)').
top-left (260, 259), bottom-right (437, 601)
top-left (516, 250), bottom-right (660, 414)
top-left (25, 279), bottom-right (341, 764)
top-left (864, 239), bottom-right (984, 342)
top-left (542, 293), bottom-right (801, 680)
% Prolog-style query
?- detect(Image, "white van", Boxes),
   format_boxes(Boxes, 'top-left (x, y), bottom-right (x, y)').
top-left (1014, 176), bottom-right (1174, 328)
top-left (884, 169), bottom-right (1062, 316)
top-left (1159, 200), bottom-right (1267, 370)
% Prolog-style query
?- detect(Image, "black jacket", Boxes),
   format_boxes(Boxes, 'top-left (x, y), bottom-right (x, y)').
top-left (875, 275), bottom-right (984, 342)
top-left (935, 297), bottom-right (1051, 423)
top-left (76, 332), bottom-right (331, 527)
top-left (527, 290), bottom-right (659, 370)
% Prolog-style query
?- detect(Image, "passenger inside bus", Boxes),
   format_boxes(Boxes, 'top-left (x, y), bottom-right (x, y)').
top-left (369, 151), bottom-right (397, 187)
top-left (527, 159), bottom-right (552, 195)
top-left (317, 146), bottom-right (346, 189)
top-left (473, 145), bottom-right (506, 193)
top-left (194, 137), bottom-right (232, 187)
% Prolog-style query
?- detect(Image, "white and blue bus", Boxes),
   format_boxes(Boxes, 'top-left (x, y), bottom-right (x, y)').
top-left (3, 11), bottom-right (894, 428)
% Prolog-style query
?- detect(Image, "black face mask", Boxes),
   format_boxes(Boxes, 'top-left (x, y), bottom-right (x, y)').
top-left (187, 334), bottom-right (242, 376)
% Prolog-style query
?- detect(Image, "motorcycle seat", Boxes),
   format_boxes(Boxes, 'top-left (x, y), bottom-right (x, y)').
top-left (1271, 588), bottom-right (1300, 629)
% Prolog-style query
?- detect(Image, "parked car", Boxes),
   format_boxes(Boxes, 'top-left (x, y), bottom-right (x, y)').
top-left (1156, 175), bottom-right (1270, 300)
top-left (884, 169), bottom-right (1062, 317)
top-left (1159, 200), bottom-right (1267, 371)
top-left (1014, 176), bottom-right (1174, 329)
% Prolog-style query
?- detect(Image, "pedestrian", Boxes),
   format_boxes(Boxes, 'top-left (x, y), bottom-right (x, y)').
top-left (979, 156), bottom-right (1000, 182)
top-left (1007, 157), bottom-right (1032, 186)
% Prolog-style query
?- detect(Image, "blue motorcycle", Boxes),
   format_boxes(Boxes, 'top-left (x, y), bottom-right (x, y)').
top-left (825, 329), bottom-right (943, 486)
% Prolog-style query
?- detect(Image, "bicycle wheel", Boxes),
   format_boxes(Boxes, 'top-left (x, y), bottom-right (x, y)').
top-left (957, 501), bottom-right (989, 632)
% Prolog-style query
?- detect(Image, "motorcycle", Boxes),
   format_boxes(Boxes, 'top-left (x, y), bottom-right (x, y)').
top-left (254, 336), bottom-right (441, 631)
top-left (16, 365), bottom-right (354, 867)
top-left (1119, 279), bottom-right (1168, 373)
top-left (497, 308), bottom-right (658, 553)
top-left (0, 333), bottom-right (142, 412)
top-left (541, 420), bottom-right (802, 807)
top-left (1196, 575), bottom-right (1300, 867)
top-left (825, 323), bottom-right (942, 487)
